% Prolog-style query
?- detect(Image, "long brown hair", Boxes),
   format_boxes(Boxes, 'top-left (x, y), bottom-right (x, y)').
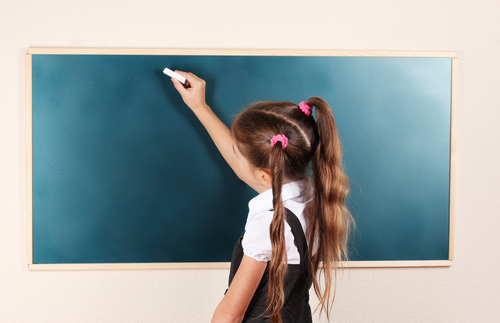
top-left (232, 98), bottom-right (353, 323)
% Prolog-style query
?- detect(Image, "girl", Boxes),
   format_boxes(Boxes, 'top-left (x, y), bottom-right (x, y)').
top-left (172, 71), bottom-right (353, 323)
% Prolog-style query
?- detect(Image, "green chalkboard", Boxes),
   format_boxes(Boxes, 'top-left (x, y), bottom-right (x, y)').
top-left (27, 49), bottom-right (455, 268)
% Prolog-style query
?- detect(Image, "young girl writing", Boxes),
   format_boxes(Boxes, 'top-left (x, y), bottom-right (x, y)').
top-left (171, 71), bottom-right (353, 323)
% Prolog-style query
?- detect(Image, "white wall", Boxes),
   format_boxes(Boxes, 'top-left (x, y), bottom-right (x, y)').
top-left (1, 0), bottom-right (499, 322)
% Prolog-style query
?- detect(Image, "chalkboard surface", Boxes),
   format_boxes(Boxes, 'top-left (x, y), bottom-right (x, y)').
top-left (28, 50), bottom-right (455, 267)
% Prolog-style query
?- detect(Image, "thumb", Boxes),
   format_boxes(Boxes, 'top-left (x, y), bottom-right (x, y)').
top-left (172, 78), bottom-right (188, 94)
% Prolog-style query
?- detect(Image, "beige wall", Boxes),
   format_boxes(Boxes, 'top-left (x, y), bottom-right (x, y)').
top-left (1, 0), bottom-right (499, 322)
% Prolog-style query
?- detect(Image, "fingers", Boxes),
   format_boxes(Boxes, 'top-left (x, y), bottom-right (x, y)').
top-left (170, 70), bottom-right (207, 111)
top-left (171, 77), bottom-right (187, 94)
top-left (175, 70), bottom-right (203, 89)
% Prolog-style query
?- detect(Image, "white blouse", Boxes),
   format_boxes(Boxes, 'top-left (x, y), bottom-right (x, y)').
top-left (241, 180), bottom-right (311, 264)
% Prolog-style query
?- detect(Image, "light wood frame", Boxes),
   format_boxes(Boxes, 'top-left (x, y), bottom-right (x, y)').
top-left (26, 48), bottom-right (457, 270)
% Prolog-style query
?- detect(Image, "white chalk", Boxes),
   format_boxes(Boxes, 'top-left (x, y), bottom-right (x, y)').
top-left (163, 67), bottom-right (186, 84)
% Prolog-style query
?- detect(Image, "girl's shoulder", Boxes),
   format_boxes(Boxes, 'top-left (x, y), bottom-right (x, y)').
top-left (242, 209), bottom-right (274, 262)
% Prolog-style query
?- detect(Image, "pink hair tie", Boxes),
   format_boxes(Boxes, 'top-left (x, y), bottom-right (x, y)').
top-left (299, 101), bottom-right (312, 116)
top-left (270, 134), bottom-right (288, 149)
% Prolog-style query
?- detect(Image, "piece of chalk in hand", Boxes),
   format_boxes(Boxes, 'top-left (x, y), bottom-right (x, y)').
top-left (163, 67), bottom-right (186, 84)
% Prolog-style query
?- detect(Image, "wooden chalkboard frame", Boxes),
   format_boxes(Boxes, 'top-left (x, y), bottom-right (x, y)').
top-left (26, 48), bottom-right (457, 270)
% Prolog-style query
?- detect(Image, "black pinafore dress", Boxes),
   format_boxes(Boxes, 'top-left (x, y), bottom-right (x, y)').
top-left (228, 209), bottom-right (313, 323)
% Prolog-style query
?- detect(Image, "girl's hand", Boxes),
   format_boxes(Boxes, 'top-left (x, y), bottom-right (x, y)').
top-left (171, 71), bottom-right (208, 114)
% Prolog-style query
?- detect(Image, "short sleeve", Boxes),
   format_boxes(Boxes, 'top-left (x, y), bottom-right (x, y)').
top-left (241, 211), bottom-right (273, 262)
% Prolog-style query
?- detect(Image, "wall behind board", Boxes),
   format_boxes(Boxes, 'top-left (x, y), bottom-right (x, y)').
top-left (1, 0), bottom-right (499, 322)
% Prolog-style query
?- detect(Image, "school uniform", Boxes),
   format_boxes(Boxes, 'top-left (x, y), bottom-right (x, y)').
top-left (228, 180), bottom-right (313, 323)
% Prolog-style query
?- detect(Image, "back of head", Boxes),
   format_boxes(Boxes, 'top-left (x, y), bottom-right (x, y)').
top-left (232, 101), bottom-right (318, 180)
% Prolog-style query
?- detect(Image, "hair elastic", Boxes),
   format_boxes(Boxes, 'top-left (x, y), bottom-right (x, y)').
top-left (270, 134), bottom-right (288, 149)
top-left (299, 101), bottom-right (312, 116)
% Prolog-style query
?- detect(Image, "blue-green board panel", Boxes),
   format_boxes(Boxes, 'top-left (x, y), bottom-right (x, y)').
top-left (31, 54), bottom-right (452, 263)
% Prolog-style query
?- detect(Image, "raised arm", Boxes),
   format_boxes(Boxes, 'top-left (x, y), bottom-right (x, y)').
top-left (171, 71), bottom-right (262, 192)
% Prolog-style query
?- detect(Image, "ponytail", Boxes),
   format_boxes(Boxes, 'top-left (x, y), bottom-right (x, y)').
top-left (306, 97), bottom-right (353, 320)
top-left (267, 142), bottom-right (287, 323)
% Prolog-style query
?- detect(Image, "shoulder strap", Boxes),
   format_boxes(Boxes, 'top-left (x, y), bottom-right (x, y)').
top-left (285, 208), bottom-right (309, 265)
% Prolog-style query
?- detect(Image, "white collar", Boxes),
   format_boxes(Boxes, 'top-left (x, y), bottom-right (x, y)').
top-left (247, 180), bottom-right (309, 215)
